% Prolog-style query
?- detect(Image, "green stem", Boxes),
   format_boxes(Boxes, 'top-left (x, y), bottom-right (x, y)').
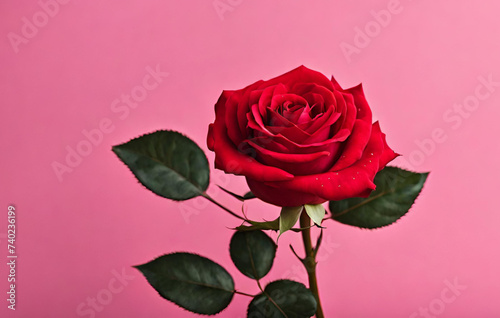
top-left (300, 213), bottom-right (325, 318)
top-left (201, 193), bottom-right (246, 221)
top-left (234, 290), bottom-right (256, 297)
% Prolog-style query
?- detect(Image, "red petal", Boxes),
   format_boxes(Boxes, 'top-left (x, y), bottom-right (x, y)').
top-left (330, 76), bottom-right (344, 91)
top-left (207, 123), bottom-right (215, 151)
top-left (258, 84), bottom-right (288, 122)
top-left (293, 83), bottom-right (336, 111)
top-left (303, 107), bottom-right (340, 134)
top-left (377, 123), bottom-right (400, 168)
top-left (224, 90), bottom-right (245, 145)
top-left (262, 65), bottom-right (334, 92)
top-left (210, 93), bottom-right (293, 182)
top-left (236, 81), bottom-right (264, 139)
top-left (246, 177), bottom-right (325, 207)
top-left (264, 122), bottom-right (388, 201)
top-left (247, 140), bottom-right (334, 175)
top-left (330, 84), bottom-right (373, 171)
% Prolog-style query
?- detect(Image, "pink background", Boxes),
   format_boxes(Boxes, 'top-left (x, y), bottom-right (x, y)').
top-left (1, 0), bottom-right (500, 317)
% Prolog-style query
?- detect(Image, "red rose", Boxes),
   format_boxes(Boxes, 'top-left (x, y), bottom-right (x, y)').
top-left (207, 66), bottom-right (398, 207)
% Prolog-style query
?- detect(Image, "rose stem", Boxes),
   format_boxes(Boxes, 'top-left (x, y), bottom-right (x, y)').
top-left (201, 193), bottom-right (246, 221)
top-left (234, 290), bottom-right (256, 297)
top-left (300, 212), bottom-right (325, 318)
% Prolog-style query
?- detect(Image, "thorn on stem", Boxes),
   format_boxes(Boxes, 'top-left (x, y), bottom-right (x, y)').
top-left (289, 244), bottom-right (304, 263)
top-left (313, 229), bottom-right (324, 258)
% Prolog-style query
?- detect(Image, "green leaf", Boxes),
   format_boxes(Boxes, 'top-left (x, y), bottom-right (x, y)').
top-left (230, 230), bottom-right (277, 280)
top-left (247, 280), bottom-right (317, 318)
top-left (134, 253), bottom-right (234, 315)
top-left (219, 186), bottom-right (256, 201)
top-left (112, 130), bottom-right (209, 201)
top-left (236, 218), bottom-right (280, 232)
top-left (330, 167), bottom-right (429, 229)
top-left (279, 206), bottom-right (303, 237)
top-left (304, 204), bottom-right (326, 226)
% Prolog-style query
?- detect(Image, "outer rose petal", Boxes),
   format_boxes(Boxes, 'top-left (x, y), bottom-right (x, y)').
top-left (248, 132), bottom-right (342, 156)
top-left (247, 122), bottom-right (396, 206)
top-left (224, 90), bottom-right (245, 145)
top-left (236, 81), bottom-right (265, 139)
top-left (331, 84), bottom-right (373, 171)
top-left (246, 178), bottom-right (325, 207)
top-left (378, 129), bottom-right (400, 167)
top-left (331, 91), bottom-right (356, 137)
top-left (208, 92), bottom-right (294, 182)
top-left (247, 140), bottom-right (333, 176)
top-left (248, 135), bottom-right (342, 160)
top-left (262, 65), bottom-right (335, 92)
top-left (330, 76), bottom-right (344, 91)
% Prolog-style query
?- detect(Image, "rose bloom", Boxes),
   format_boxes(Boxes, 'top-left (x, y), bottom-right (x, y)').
top-left (207, 66), bottom-right (398, 207)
